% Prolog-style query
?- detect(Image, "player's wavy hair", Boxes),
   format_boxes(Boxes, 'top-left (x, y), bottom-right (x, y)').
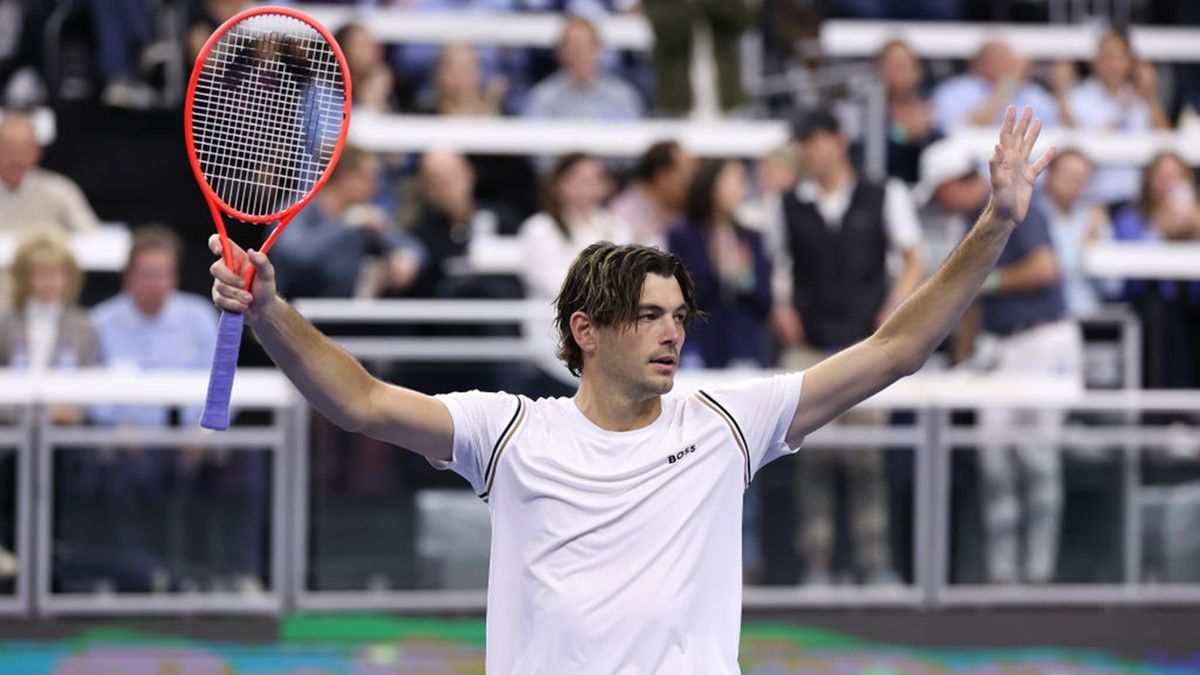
top-left (554, 242), bottom-right (701, 377)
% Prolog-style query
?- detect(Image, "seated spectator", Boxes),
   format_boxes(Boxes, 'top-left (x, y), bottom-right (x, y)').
top-left (419, 42), bottom-right (508, 116)
top-left (0, 232), bottom-right (96, 590)
top-left (518, 152), bottom-right (631, 300)
top-left (523, 15), bottom-right (644, 120)
top-left (0, 231), bottom-right (97, 375)
top-left (335, 22), bottom-right (403, 114)
top-left (391, 0), bottom-right (527, 110)
top-left (876, 39), bottom-right (940, 183)
top-left (0, 112), bottom-right (99, 234)
top-left (668, 158), bottom-right (771, 369)
top-left (642, 0), bottom-right (752, 116)
top-left (1058, 30), bottom-right (1170, 210)
top-left (1112, 151), bottom-right (1200, 389)
top-left (83, 0), bottom-right (156, 108)
top-left (409, 149), bottom-right (523, 299)
top-left (89, 225), bottom-right (263, 594)
top-left (1038, 149), bottom-right (1117, 317)
top-left (609, 141), bottom-right (695, 249)
top-left (270, 145), bottom-right (425, 300)
top-left (1114, 152), bottom-right (1200, 244)
top-left (931, 40), bottom-right (1060, 133)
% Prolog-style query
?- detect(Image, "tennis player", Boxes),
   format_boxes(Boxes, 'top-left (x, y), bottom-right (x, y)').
top-left (209, 106), bottom-right (1052, 673)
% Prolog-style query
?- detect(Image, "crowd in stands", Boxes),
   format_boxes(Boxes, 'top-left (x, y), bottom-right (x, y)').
top-left (0, 1), bottom-right (1199, 595)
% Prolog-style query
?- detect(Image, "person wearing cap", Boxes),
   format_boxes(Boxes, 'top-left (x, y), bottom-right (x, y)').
top-left (919, 137), bottom-right (1081, 586)
top-left (766, 108), bottom-right (924, 587)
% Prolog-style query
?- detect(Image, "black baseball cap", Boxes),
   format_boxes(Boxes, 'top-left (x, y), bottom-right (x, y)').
top-left (790, 108), bottom-right (840, 140)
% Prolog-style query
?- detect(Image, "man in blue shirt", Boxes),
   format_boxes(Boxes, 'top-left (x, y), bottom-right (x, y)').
top-left (924, 145), bottom-right (1082, 585)
top-left (931, 40), bottom-right (1061, 134)
top-left (270, 146), bottom-right (426, 300)
top-left (522, 15), bottom-right (644, 120)
top-left (87, 225), bottom-right (264, 594)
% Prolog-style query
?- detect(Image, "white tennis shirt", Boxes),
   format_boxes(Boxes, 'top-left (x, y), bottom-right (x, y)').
top-left (432, 372), bottom-right (805, 674)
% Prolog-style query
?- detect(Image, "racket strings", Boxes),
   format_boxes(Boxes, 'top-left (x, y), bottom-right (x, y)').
top-left (190, 13), bottom-right (345, 219)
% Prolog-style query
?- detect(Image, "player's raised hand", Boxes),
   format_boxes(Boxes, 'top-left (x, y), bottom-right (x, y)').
top-left (988, 105), bottom-right (1056, 224)
top-left (209, 233), bottom-right (277, 320)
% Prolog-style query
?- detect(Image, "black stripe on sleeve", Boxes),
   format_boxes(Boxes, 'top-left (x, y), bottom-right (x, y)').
top-left (483, 394), bottom-right (522, 483)
top-left (698, 390), bottom-right (751, 485)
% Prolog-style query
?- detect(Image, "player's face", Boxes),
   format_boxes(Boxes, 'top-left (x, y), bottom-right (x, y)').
top-left (595, 273), bottom-right (688, 399)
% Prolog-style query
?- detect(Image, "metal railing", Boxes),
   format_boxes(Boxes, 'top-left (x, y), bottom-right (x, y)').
top-left (0, 304), bottom-right (1196, 613)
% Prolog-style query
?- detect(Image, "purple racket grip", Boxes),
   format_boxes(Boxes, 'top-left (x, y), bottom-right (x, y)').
top-left (201, 310), bottom-right (245, 430)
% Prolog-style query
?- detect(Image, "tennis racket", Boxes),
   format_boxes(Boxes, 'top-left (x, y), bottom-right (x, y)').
top-left (185, 6), bottom-right (352, 430)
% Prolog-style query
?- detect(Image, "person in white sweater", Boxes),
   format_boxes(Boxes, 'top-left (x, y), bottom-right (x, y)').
top-left (0, 113), bottom-right (99, 234)
top-left (518, 152), bottom-right (633, 301)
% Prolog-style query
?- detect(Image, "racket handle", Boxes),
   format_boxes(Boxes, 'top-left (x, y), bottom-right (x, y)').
top-left (201, 310), bottom-right (245, 430)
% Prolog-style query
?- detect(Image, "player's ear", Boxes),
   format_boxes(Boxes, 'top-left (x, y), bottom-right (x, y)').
top-left (569, 311), bottom-right (597, 356)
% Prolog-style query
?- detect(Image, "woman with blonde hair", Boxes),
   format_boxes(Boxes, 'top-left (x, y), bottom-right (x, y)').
top-left (0, 232), bottom-right (97, 586)
top-left (0, 231), bottom-right (97, 372)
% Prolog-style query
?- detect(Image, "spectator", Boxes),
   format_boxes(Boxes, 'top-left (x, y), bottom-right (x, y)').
top-left (931, 40), bottom-right (1060, 133)
top-left (1038, 149), bottom-right (1117, 317)
top-left (269, 145), bottom-right (425, 300)
top-left (0, 231), bottom-right (96, 376)
top-left (771, 109), bottom-right (922, 587)
top-left (90, 225), bottom-right (263, 593)
top-left (642, 0), bottom-right (752, 116)
top-left (668, 159), bottom-right (772, 369)
top-left (420, 42), bottom-right (508, 116)
top-left (390, 0), bottom-right (527, 112)
top-left (1058, 30), bottom-right (1170, 210)
top-left (0, 231), bottom-right (97, 588)
top-left (523, 15), bottom-right (643, 120)
top-left (770, 109), bottom-right (924, 363)
top-left (609, 141), bottom-right (695, 249)
top-left (83, 0), bottom-right (156, 108)
top-left (0, 232), bottom-right (96, 591)
top-left (518, 152), bottom-right (631, 301)
top-left (925, 141), bottom-right (1081, 585)
top-left (335, 22), bottom-right (403, 114)
top-left (408, 149), bottom-right (523, 299)
top-left (1111, 152), bottom-right (1200, 389)
top-left (876, 39), bottom-right (940, 183)
top-left (0, 112), bottom-right (99, 234)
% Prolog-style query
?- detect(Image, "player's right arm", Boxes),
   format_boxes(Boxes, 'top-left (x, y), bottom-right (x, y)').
top-left (208, 234), bottom-right (453, 463)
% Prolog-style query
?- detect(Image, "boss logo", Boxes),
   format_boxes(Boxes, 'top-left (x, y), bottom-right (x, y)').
top-left (667, 444), bottom-right (697, 464)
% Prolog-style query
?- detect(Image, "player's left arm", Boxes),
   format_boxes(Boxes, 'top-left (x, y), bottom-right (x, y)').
top-left (786, 105), bottom-right (1055, 447)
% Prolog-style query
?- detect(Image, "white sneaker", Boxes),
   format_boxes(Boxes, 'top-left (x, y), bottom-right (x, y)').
top-left (0, 547), bottom-right (15, 579)
top-left (235, 575), bottom-right (265, 597)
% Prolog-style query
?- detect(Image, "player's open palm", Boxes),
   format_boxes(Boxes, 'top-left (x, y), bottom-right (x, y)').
top-left (989, 105), bottom-right (1056, 223)
top-left (208, 233), bottom-right (277, 322)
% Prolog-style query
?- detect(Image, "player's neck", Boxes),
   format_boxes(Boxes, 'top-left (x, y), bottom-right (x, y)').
top-left (573, 376), bottom-right (662, 432)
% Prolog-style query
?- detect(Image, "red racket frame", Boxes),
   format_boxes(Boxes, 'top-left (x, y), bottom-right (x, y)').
top-left (184, 4), bottom-right (353, 283)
